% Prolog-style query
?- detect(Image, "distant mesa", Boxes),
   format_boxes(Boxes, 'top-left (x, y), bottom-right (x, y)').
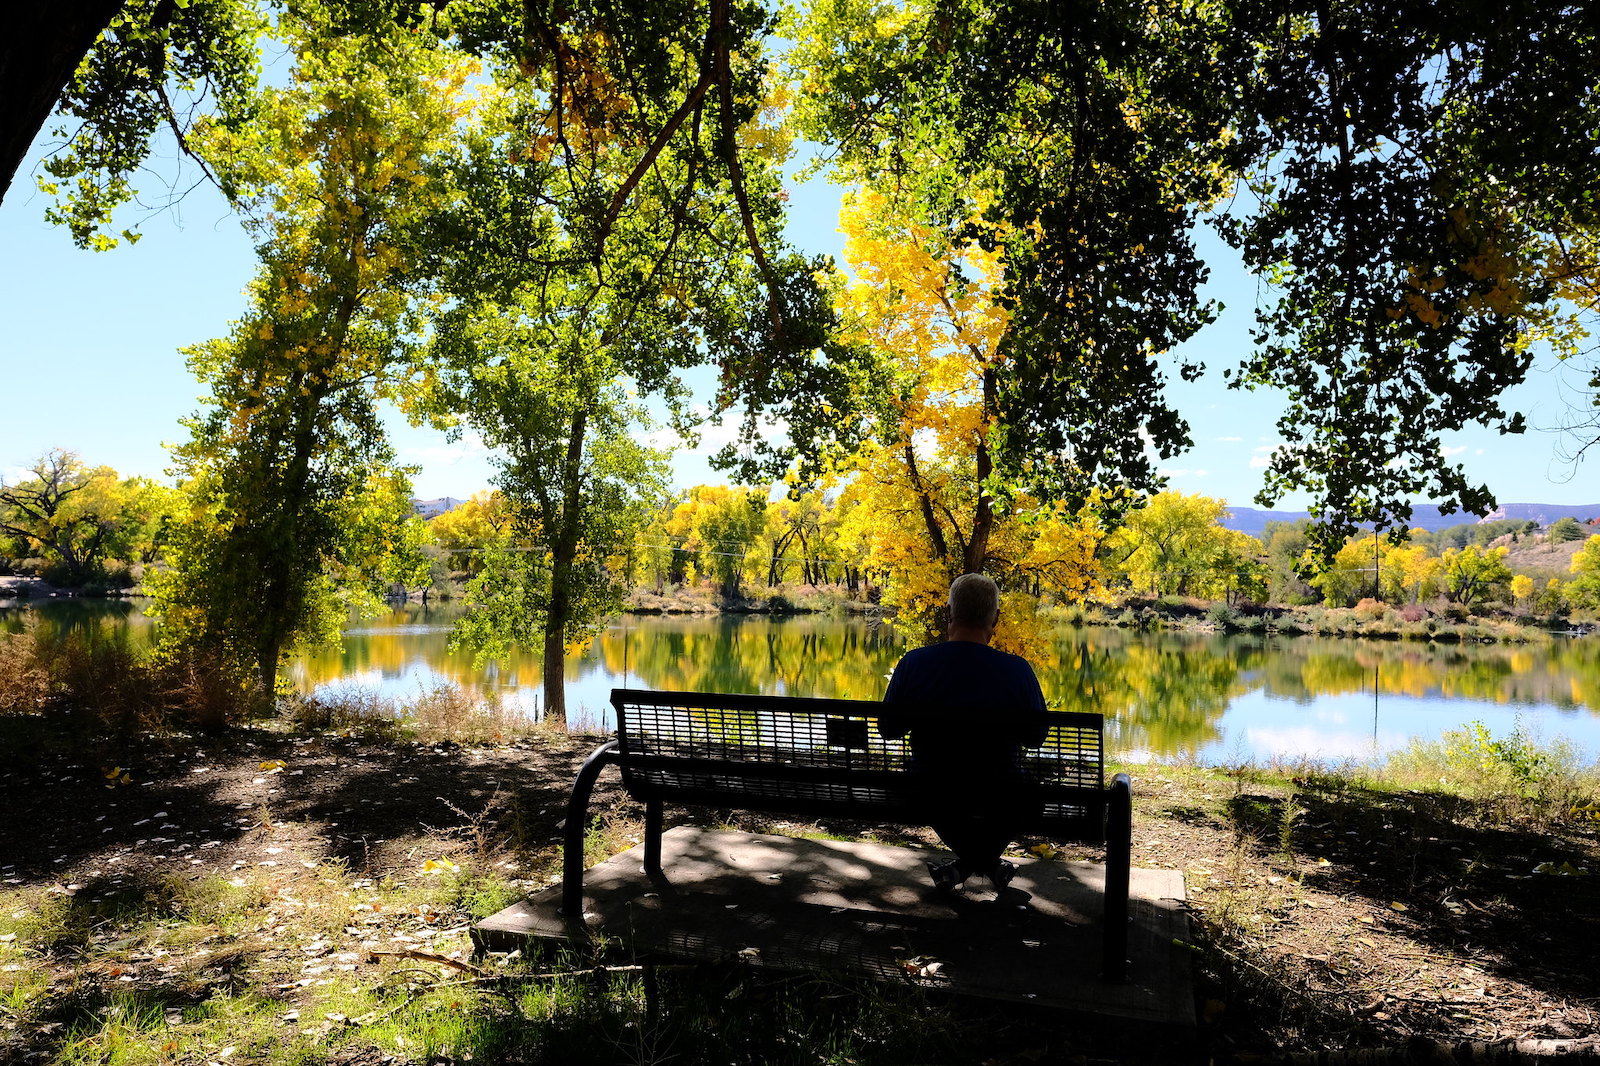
top-left (1219, 503), bottom-right (1600, 539)
top-left (411, 497), bottom-right (466, 519)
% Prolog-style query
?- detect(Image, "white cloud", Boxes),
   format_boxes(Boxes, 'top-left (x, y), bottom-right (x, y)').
top-left (1441, 444), bottom-right (1469, 458)
top-left (1248, 454), bottom-right (1273, 469)
top-left (397, 431), bottom-right (491, 467)
top-left (1217, 435), bottom-right (1243, 443)
top-left (659, 407), bottom-right (791, 454)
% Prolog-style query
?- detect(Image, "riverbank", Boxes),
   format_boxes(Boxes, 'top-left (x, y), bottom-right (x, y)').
top-left (5, 571), bottom-right (1588, 645)
top-left (621, 582), bottom-right (1584, 643)
top-left (0, 705), bottom-right (1594, 1064)
top-left (1050, 597), bottom-right (1579, 644)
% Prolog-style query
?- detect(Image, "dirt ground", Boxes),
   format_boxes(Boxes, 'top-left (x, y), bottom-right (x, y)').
top-left (0, 729), bottom-right (1596, 1063)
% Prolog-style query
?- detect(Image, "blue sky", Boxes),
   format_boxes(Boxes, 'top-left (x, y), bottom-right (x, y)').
top-left (3, 123), bottom-right (1598, 511)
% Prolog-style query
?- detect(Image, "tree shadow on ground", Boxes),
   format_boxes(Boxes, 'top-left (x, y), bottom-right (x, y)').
top-left (0, 720), bottom-right (612, 885)
top-left (1210, 780), bottom-right (1598, 1049)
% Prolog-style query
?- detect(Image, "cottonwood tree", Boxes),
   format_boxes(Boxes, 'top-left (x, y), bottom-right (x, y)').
top-left (794, 0), bottom-right (1600, 561)
top-left (4, 0), bottom-right (262, 241)
top-left (1565, 536), bottom-right (1600, 610)
top-left (1106, 494), bottom-right (1264, 602)
top-left (417, 38), bottom-right (876, 722)
top-left (1217, 1), bottom-right (1600, 554)
top-left (428, 326), bottom-right (671, 726)
top-left (0, 450), bottom-right (176, 585)
top-left (150, 14), bottom-right (459, 691)
top-left (826, 190), bottom-right (1106, 652)
top-left (794, 0), bottom-right (1237, 522)
top-left (1440, 545), bottom-right (1514, 607)
top-left (426, 492), bottom-right (510, 578)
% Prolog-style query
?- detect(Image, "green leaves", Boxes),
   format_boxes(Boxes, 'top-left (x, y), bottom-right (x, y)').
top-left (40, 0), bottom-right (264, 248)
top-left (1215, 0), bottom-right (1599, 556)
top-left (154, 10), bottom-right (466, 689)
top-left (794, 0), bottom-right (1234, 518)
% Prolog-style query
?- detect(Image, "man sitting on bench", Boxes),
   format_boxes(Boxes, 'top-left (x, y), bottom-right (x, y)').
top-left (880, 572), bottom-right (1049, 895)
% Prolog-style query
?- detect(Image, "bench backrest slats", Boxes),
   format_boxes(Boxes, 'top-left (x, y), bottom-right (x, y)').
top-left (609, 688), bottom-right (1108, 840)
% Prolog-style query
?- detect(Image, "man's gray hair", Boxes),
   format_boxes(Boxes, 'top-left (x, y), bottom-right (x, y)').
top-left (948, 572), bottom-right (999, 627)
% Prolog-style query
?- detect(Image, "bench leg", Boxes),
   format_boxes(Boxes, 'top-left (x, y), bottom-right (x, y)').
top-left (562, 740), bottom-right (621, 920)
top-left (643, 797), bottom-right (664, 877)
top-left (1103, 773), bottom-right (1133, 983)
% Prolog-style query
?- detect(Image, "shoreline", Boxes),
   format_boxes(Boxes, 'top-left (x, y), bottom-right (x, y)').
top-left (4, 576), bottom-right (1593, 645)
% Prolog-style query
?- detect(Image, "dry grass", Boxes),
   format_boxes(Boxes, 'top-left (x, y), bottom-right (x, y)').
top-left (286, 681), bottom-right (542, 745)
top-left (0, 623), bottom-right (258, 736)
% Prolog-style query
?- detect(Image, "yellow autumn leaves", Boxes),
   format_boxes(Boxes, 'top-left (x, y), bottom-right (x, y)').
top-left (824, 189), bottom-right (1107, 654)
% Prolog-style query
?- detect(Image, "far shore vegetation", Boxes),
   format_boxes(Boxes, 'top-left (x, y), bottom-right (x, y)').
top-left (8, 456), bottom-right (1600, 655)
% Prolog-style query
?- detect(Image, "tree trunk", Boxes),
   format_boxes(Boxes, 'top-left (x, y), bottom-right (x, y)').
top-left (542, 621), bottom-right (567, 727)
top-left (1, 2), bottom-right (126, 205)
top-left (963, 368), bottom-right (998, 575)
top-left (542, 404), bottom-right (589, 728)
top-left (903, 442), bottom-right (951, 563)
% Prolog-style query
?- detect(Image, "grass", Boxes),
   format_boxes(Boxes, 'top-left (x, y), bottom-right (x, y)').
top-left (0, 624), bottom-right (259, 739)
top-left (286, 679), bottom-right (611, 744)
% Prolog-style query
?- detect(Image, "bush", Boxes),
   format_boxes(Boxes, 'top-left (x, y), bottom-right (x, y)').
top-left (0, 624), bottom-right (259, 735)
top-left (1397, 602), bottom-right (1428, 623)
top-left (1384, 719), bottom-right (1594, 826)
top-left (0, 630), bottom-right (50, 713)
top-left (1354, 597), bottom-right (1388, 622)
top-left (1155, 595), bottom-right (1205, 618)
top-left (287, 681), bottom-right (529, 745)
top-left (1057, 602), bottom-right (1091, 627)
top-left (1207, 602), bottom-right (1238, 629)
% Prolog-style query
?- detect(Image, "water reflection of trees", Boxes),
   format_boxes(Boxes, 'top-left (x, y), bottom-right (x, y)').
top-left (23, 602), bottom-right (1600, 753)
top-left (4, 599), bottom-right (147, 646)
top-left (1046, 630), bottom-right (1250, 756)
top-left (1045, 629), bottom-right (1600, 757)
top-left (604, 616), bottom-right (907, 703)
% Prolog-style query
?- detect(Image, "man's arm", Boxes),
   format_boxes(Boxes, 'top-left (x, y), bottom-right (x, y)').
top-left (1019, 665), bottom-right (1049, 747)
top-left (877, 663), bottom-right (912, 740)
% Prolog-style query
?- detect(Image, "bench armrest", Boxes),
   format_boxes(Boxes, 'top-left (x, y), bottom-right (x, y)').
top-left (562, 739), bottom-right (620, 920)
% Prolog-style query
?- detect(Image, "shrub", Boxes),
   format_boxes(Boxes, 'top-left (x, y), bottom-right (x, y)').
top-left (1206, 602), bottom-right (1238, 629)
top-left (1384, 719), bottom-right (1594, 827)
top-left (0, 623), bottom-right (258, 736)
top-left (1397, 602), bottom-right (1428, 623)
top-left (0, 630), bottom-right (50, 713)
top-left (289, 681), bottom-right (530, 745)
top-left (1354, 597), bottom-right (1388, 622)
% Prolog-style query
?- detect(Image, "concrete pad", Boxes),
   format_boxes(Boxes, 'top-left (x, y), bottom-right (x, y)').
top-left (477, 826), bottom-right (1194, 1026)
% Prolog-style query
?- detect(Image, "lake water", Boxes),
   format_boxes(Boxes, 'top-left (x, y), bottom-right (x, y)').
top-left (9, 599), bottom-right (1600, 764)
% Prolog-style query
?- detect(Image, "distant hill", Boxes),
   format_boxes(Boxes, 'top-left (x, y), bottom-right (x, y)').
top-left (1219, 503), bottom-right (1600, 538)
top-left (412, 496), bottom-right (467, 519)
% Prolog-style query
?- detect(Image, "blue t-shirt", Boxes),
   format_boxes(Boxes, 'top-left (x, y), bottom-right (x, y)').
top-left (881, 641), bottom-right (1048, 780)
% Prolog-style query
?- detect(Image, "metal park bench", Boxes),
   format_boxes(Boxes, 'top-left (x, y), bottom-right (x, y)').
top-left (563, 688), bottom-right (1134, 981)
